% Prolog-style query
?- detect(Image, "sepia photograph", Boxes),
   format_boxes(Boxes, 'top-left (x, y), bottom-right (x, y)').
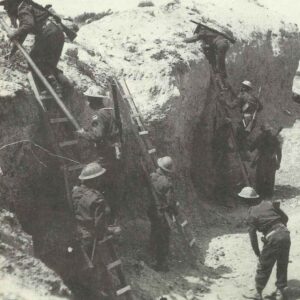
top-left (0, 0), bottom-right (299, 299)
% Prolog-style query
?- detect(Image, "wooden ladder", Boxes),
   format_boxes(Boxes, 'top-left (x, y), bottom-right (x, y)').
top-left (114, 79), bottom-right (198, 266)
top-left (28, 73), bottom-right (133, 300)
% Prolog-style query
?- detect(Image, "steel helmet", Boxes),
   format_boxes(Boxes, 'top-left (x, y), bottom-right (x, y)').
top-left (238, 187), bottom-right (259, 199)
top-left (157, 156), bottom-right (174, 173)
top-left (84, 86), bottom-right (108, 99)
top-left (241, 80), bottom-right (253, 89)
top-left (79, 162), bottom-right (106, 180)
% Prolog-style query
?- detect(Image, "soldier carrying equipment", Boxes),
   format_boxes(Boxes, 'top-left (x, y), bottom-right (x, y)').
top-left (245, 199), bottom-right (290, 300)
top-left (76, 86), bottom-right (122, 229)
top-left (228, 81), bottom-right (263, 159)
top-left (249, 124), bottom-right (282, 199)
top-left (72, 162), bottom-right (114, 299)
top-left (147, 156), bottom-right (177, 272)
top-left (1, 0), bottom-right (70, 96)
top-left (185, 20), bottom-right (235, 89)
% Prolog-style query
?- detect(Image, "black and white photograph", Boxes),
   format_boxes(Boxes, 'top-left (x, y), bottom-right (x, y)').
top-left (0, 0), bottom-right (299, 299)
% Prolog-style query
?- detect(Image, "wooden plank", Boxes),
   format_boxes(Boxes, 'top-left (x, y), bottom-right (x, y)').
top-left (59, 140), bottom-right (78, 147)
top-left (50, 117), bottom-right (68, 124)
top-left (27, 72), bottom-right (46, 111)
top-left (116, 285), bottom-right (131, 296)
top-left (107, 259), bottom-right (122, 271)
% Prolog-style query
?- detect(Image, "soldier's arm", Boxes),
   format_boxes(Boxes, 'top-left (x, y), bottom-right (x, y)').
top-left (247, 212), bottom-right (260, 257)
top-left (276, 140), bottom-right (282, 166)
top-left (184, 33), bottom-right (201, 43)
top-left (249, 135), bottom-right (261, 152)
top-left (10, 6), bottom-right (34, 40)
top-left (273, 203), bottom-right (288, 226)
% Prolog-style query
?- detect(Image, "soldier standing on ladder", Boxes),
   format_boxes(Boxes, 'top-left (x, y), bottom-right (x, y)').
top-left (184, 23), bottom-right (231, 89)
top-left (72, 162), bottom-right (114, 300)
top-left (77, 86), bottom-right (122, 234)
top-left (148, 156), bottom-right (178, 272)
top-left (0, 0), bottom-right (70, 96)
top-left (227, 80), bottom-right (263, 160)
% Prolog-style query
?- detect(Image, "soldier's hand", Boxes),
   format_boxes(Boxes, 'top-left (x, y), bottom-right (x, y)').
top-left (7, 30), bottom-right (17, 41)
top-left (76, 128), bottom-right (86, 136)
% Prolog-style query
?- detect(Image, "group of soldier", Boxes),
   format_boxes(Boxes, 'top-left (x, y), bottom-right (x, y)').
top-left (0, 1), bottom-right (291, 299)
top-left (184, 21), bottom-right (291, 300)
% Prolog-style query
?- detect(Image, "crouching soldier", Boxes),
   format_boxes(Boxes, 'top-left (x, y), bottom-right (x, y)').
top-left (72, 162), bottom-right (114, 299)
top-left (1, 0), bottom-right (67, 95)
top-left (77, 86), bottom-right (122, 233)
top-left (184, 24), bottom-right (231, 89)
top-left (148, 156), bottom-right (177, 272)
top-left (249, 124), bottom-right (282, 199)
top-left (245, 199), bottom-right (290, 300)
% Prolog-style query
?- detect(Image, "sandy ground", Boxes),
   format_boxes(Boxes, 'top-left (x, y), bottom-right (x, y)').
top-left (199, 122), bottom-right (300, 300)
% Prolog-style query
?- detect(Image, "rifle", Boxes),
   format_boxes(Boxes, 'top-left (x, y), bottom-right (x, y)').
top-left (191, 20), bottom-right (236, 44)
top-left (111, 78), bottom-right (123, 160)
top-left (28, 1), bottom-right (77, 41)
top-left (244, 86), bottom-right (262, 133)
top-left (250, 126), bottom-right (283, 168)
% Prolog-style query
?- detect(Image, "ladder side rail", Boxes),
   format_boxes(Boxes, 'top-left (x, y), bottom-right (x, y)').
top-left (0, 18), bottom-right (81, 130)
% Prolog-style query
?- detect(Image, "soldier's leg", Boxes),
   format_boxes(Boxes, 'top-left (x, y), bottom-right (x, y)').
top-left (202, 44), bottom-right (216, 71)
top-left (215, 39), bottom-right (230, 80)
top-left (275, 231), bottom-right (291, 291)
top-left (255, 240), bottom-right (277, 292)
top-left (265, 161), bottom-right (277, 198)
top-left (155, 214), bottom-right (171, 271)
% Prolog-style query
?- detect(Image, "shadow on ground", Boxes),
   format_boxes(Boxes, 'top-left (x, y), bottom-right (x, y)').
top-left (287, 280), bottom-right (300, 300)
top-left (273, 185), bottom-right (300, 201)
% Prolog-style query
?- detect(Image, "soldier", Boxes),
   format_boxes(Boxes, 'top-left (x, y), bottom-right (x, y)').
top-left (1, 0), bottom-right (67, 95)
top-left (77, 86), bottom-right (121, 232)
top-left (249, 124), bottom-right (282, 199)
top-left (228, 80), bottom-right (263, 158)
top-left (72, 162), bottom-right (113, 300)
top-left (148, 156), bottom-right (178, 272)
top-left (184, 25), bottom-right (230, 88)
top-left (245, 199), bottom-right (290, 300)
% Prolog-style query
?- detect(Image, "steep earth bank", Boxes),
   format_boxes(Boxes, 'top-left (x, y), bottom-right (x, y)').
top-left (1, 3), bottom-right (300, 299)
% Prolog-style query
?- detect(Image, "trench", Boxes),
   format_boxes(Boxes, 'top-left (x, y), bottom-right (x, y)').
top-left (1, 32), bottom-right (300, 299)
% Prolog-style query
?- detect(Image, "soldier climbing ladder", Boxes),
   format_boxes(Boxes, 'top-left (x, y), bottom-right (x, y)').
top-left (0, 17), bottom-right (133, 299)
top-left (28, 74), bottom-right (133, 300)
top-left (112, 79), bottom-right (198, 266)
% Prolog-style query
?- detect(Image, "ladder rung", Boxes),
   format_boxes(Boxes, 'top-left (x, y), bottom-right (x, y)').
top-left (59, 140), bottom-right (78, 147)
top-left (181, 220), bottom-right (188, 228)
top-left (66, 164), bottom-right (85, 172)
top-left (189, 238), bottom-right (196, 247)
top-left (116, 285), bottom-right (131, 296)
top-left (50, 117), bottom-right (68, 124)
top-left (148, 148), bottom-right (156, 154)
top-left (107, 259), bottom-right (122, 271)
top-left (98, 235), bottom-right (114, 245)
top-left (139, 131), bottom-right (149, 136)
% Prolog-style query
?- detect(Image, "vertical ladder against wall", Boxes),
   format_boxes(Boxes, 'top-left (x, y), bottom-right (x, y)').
top-left (28, 73), bottom-right (134, 300)
top-left (113, 78), bottom-right (198, 266)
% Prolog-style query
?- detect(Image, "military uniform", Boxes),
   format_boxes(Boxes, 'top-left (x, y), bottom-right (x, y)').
top-left (80, 108), bottom-right (121, 223)
top-left (250, 131), bottom-right (282, 198)
top-left (229, 91), bottom-right (263, 155)
top-left (148, 168), bottom-right (176, 270)
top-left (186, 28), bottom-right (230, 80)
top-left (9, 0), bottom-right (65, 89)
top-left (72, 184), bottom-right (113, 300)
top-left (247, 201), bottom-right (290, 294)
